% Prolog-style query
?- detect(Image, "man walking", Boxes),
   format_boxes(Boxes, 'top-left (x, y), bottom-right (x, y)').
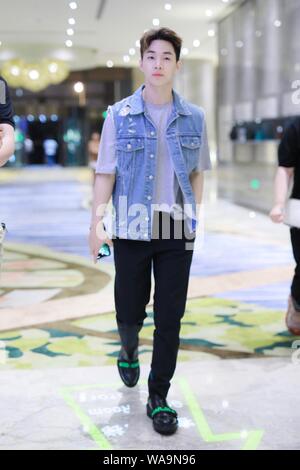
top-left (89, 28), bottom-right (211, 435)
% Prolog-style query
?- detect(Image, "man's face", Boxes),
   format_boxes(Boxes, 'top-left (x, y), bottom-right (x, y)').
top-left (139, 39), bottom-right (181, 87)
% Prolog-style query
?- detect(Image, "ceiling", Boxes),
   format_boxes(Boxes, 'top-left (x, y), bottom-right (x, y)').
top-left (0, 0), bottom-right (242, 70)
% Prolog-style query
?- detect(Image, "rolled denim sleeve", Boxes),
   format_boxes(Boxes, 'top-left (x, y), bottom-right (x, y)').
top-left (95, 107), bottom-right (117, 174)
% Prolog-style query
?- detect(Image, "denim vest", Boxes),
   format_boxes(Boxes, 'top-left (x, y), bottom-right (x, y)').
top-left (109, 84), bottom-right (204, 241)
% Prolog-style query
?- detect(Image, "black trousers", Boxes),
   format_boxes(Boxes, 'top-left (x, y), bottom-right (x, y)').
top-left (291, 228), bottom-right (300, 304)
top-left (112, 211), bottom-right (195, 398)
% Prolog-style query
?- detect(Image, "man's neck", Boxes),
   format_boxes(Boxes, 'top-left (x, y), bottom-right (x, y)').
top-left (142, 83), bottom-right (173, 105)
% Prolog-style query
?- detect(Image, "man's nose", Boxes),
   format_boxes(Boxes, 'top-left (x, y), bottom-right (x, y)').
top-left (154, 61), bottom-right (162, 69)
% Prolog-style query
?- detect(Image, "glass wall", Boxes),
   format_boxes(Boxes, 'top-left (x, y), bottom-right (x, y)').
top-left (218, 0), bottom-right (300, 164)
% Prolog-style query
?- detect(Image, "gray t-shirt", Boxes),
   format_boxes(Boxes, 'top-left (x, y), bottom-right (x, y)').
top-left (96, 98), bottom-right (211, 211)
top-left (145, 100), bottom-right (176, 210)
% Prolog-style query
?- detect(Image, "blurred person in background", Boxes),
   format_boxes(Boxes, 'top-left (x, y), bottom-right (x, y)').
top-left (270, 117), bottom-right (300, 336)
top-left (88, 131), bottom-right (101, 186)
top-left (0, 76), bottom-right (15, 167)
top-left (24, 135), bottom-right (34, 164)
top-left (0, 76), bottom-right (15, 269)
top-left (43, 136), bottom-right (58, 166)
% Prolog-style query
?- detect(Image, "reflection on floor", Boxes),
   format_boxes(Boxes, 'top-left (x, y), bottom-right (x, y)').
top-left (0, 166), bottom-right (299, 450)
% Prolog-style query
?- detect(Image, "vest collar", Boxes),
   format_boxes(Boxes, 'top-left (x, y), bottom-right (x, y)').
top-left (127, 84), bottom-right (192, 116)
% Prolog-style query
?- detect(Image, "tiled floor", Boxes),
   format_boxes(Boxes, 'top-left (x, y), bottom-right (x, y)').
top-left (0, 165), bottom-right (299, 450)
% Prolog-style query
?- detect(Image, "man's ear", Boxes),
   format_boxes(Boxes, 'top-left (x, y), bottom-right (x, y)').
top-left (138, 58), bottom-right (143, 72)
top-left (176, 59), bottom-right (182, 72)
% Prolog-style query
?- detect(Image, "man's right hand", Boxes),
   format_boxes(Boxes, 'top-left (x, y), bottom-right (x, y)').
top-left (270, 204), bottom-right (284, 224)
top-left (89, 220), bottom-right (113, 263)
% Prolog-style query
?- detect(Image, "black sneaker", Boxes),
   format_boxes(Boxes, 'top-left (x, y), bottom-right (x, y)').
top-left (146, 394), bottom-right (178, 435)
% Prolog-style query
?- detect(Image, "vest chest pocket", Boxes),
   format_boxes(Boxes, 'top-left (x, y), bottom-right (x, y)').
top-left (179, 135), bottom-right (201, 173)
top-left (116, 138), bottom-right (145, 173)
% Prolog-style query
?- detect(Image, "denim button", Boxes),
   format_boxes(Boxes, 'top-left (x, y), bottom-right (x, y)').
top-left (150, 154), bottom-right (154, 158)
top-left (149, 175), bottom-right (153, 180)
top-left (147, 196), bottom-right (152, 200)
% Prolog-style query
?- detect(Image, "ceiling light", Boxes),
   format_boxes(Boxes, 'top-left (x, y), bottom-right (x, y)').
top-left (74, 81), bottom-right (84, 93)
top-left (208, 29), bottom-right (215, 37)
top-left (164, 3), bottom-right (172, 10)
top-left (28, 69), bottom-right (40, 80)
top-left (129, 48), bottom-right (136, 56)
top-left (152, 18), bottom-right (160, 26)
top-left (65, 40), bottom-right (73, 47)
top-left (67, 28), bottom-right (74, 36)
top-left (69, 2), bottom-right (77, 10)
top-left (68, 18), bottom-right (76, 25)
top-left (48, 62), bottom-right (58, 73)
top-left (206, 10), bottom-right (213, 17)
top-left (182, 48), bottom-right (189, 55)
top-left (106, 60), bottom-right (114, 68)
top-left (193, 39), bottom-right (200, 47)
top-left (123, 55), bottom-right (130, 63)
top-left (11, 66), bottom-right (20, 76)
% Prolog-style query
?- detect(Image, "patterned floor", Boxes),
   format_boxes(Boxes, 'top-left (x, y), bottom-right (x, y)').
top-left (0, 296), bottom-right (298, 371)
top-left (0, 167), bottom-right (299, 371)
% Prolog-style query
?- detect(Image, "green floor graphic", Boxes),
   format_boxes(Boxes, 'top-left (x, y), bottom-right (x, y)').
top-left (178, 378), bottom-right (264, 450)
top-left (60, 377), bottom-right (264, 450)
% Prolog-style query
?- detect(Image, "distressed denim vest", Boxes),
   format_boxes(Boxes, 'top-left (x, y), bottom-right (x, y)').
top-left (109, 84), bottom-right (204, 241)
